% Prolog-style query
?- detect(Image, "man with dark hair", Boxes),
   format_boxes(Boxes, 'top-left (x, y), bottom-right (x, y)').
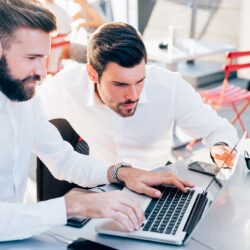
top-left (41, 22), bottom-right (238, 172)
top-left (0, 1), bottom-right (193, 241)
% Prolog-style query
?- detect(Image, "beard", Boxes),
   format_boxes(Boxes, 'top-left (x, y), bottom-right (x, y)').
top-left (95, 82), bottom-right (139, 117)
top-left (0, 55), bottom-right (40, 102)
top-left (115, 99), bottom-right (139, 117)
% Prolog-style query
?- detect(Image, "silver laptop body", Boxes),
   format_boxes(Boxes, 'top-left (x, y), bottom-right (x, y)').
top-left (96, 133), bottom-right (245, 245)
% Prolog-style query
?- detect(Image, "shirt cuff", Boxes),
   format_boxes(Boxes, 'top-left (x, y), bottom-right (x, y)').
top-left (38, 197), bottom-right (67, 227)
top-left (206, 135), bottom-right (238, 149)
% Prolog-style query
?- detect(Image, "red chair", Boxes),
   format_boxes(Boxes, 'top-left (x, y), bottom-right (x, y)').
top-left (200, 51), bottom-right (250, 135)
top-left (47, 33), bottom-right (70, 75)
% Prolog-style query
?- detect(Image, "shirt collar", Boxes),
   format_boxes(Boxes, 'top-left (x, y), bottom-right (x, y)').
top-left (85, 81), bottom-right (101, 106)
top-left (138, 86), bottom-right (148, 104)
top-left (0, 91), bottom-right (7, 110)
top-left (85, 80), bottom-right (148, 107)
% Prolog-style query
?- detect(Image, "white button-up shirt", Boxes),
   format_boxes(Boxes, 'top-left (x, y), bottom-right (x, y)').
top-left (0, 91), bottom-right (109, 241)
top-left (40, 64), bottom-right (238, 169)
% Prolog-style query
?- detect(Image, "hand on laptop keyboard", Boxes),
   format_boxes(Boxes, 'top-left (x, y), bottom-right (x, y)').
top-left (116, 167), bottom-right (195, 198)
top-left (64, 189), bottom-right (144, 232)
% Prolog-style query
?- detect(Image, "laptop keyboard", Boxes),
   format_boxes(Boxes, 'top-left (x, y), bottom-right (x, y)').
top-left (142, 186), bottom-right (194, 235)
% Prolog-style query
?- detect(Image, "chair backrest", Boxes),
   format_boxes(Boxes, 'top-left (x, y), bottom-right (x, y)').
top-left (37, 119), bottom-right (89, 201)
top-left (217, 51), bottom-right (250, 103)
top-left (224, 51), bottom-right (250, 80)
top-left (51, 33), bottom-right (70, 48)
top-left (47, 33), bottom-right (70, 75)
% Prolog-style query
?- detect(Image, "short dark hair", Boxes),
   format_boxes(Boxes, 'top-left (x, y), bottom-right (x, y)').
top-left (87, 22), bottom-right (147, 79)
top-left (0, 0), bottom-right (56, 50)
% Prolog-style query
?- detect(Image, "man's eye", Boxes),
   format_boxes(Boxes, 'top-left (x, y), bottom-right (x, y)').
top-left (114, 83), bottom-right (127, 87)
top-left (27, 57), bottom-right (36, 60)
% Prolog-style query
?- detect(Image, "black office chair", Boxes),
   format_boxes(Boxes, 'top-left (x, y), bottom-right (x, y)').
top-left (36, 118), bottom-right (89, 201)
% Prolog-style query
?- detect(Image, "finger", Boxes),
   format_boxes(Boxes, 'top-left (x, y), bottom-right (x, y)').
top-left (150, 173), bottom-right (195, 189)
top-left (112, 211), bottom-right (134, 232)
top-left (117, 196), bottom-right (140, 229)
top-left (115, 203), bottom-right (140, 230)
top-left (213, 152), bottom-right (228, 160)
top-left (139, 184), bottom-right (162, 198)
top-left (176, 177), bottom-right (195, 188)
top-left (212, 146), bottom-right (229, 158)
top-left (222, 145), bottom-right (231, 151)
top-left (119, 195), bottom-right (144, 225)
top-left (147, 176), bottom-right (190, 193)
top-left (135, 175), bottom-right (195, 196)
top-left (225, 157), bottom-right (236, 168)
top-left (167, 177), bottom-right (189, 193)
top-left (213, 147), bottom-right (236, 159)
top-left (214, 151), bottom-right (236, 167)
top-left (214, 159), bottom-right (224, 168)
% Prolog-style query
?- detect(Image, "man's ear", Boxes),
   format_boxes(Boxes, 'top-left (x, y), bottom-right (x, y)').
top-left (86, 63), bottom-right (98, 82)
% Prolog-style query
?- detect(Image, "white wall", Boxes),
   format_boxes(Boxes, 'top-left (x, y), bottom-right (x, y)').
top-left (238, 0), bottom-right (250, 78)
top-left (110, 0), bottom-right (138, 28)
top-left (111, 0), bottom-right (128, 22)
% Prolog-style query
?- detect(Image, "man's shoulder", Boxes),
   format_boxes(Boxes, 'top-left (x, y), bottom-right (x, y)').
top-left (58, 62), bottom-right (86, 77)
top-left (54, 63), bottom-right (89, 88)
top-left (39, 62), bottom-right (90, 103)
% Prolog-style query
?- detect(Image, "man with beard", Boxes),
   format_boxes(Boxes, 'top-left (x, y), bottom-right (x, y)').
top-left (0, 0), bottom-right (195, 241)
top-left (40, 22), bottom-right (238, 172)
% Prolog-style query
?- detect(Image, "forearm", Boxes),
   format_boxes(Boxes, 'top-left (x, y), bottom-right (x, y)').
top-left (203, 117), bottom-right (238, 147)
top-left (174, 75), bottom-right (239, 147)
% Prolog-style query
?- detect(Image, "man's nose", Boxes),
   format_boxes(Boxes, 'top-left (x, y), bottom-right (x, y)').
top-left (125, 86), bottom-right (139, 101)
top-left (34, 58), bottom-right (47, 79)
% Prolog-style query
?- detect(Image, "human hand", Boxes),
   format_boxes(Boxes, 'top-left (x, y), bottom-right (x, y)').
top-left (117, 168), bottom-right (194, 198)
top-left (211, 145), bottom-right (237, 168)
top-left (64, 189), bottom-right (144, 232)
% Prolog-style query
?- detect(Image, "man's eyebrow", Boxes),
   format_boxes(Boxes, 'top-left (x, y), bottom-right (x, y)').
top-left (26, 53), bottom-right (46, 57)
top-left (137, 76), bottom-right (146, 83)
top-left (112, 76), bottom-right (146, 85)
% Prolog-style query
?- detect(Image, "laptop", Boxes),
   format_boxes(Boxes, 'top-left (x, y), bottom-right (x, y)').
top-left (96, 133), bottom-right (246, 245)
